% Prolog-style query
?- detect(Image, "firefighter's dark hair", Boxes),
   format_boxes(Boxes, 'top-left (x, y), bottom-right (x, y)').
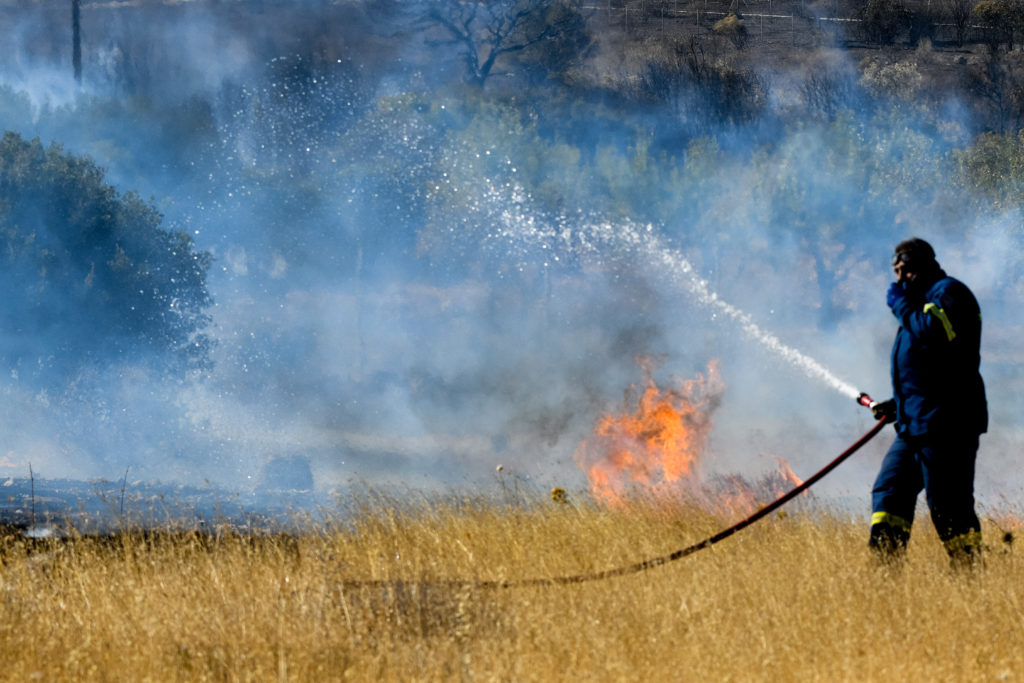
top-left (893, 238), bottom-right (938, 271)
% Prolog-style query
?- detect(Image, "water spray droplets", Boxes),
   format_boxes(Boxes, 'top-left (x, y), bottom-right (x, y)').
top-left (487, 186), bottom-right (860, 401)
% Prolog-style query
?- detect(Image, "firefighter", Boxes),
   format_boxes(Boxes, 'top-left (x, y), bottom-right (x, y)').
top-left (868, 238), bottom-right (987, 567)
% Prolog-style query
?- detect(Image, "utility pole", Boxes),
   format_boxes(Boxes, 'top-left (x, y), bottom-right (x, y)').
top-left (72, 0), bottom-right (82, 83)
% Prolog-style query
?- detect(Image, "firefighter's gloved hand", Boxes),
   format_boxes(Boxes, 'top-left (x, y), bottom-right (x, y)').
top-left (871, 399), bottom-right (897, 424)
top-left (886, 282), bottom-right (905, 309)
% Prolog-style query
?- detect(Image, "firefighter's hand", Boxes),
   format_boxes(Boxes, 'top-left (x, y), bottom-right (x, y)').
top-left (870, 399), bottom-right (896, 423)
top-left (886, 282), bottom-right (905, 309)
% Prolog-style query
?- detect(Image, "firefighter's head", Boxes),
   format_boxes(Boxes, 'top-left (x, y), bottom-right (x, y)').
top-left (893, 238), bottom-right (939, 292)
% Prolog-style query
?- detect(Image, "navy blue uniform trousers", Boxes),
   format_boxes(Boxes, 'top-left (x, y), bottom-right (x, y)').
top-left (871, 430), bottom-right (981, 555)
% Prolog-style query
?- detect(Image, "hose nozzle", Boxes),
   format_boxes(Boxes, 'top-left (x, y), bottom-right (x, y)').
top-left (859, 392), bottom-right (896, 423)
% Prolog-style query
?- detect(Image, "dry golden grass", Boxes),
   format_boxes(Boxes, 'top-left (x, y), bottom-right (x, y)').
top-left (0, 491), bottom-right (1021, 682)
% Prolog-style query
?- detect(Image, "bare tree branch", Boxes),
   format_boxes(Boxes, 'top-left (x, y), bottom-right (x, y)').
top-left (420, 0), bottom-right (591, 86)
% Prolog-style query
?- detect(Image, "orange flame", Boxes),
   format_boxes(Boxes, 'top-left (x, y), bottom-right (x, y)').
top-left (771, 455), bottom-right (805, 489)
top-left (575, 359), bottom-right (806, 516)
top-left (574, 359), bottom-right (723, 506)
top-left (702, 464), bottom-right (805, 517)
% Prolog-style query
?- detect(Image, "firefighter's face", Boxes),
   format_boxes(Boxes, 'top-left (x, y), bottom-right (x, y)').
top-left (893, 258), bottom-right (915, 285)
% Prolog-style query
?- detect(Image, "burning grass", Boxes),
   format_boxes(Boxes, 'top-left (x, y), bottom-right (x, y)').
top-left (0, 492), bottom-right (1022, 680)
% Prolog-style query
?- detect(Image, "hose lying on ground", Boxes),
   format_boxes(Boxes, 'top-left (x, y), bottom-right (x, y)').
top-left (342, 416), bottom-right (889, 591)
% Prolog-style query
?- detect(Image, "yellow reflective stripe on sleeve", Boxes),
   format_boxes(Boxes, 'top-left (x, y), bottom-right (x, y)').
top-left (923, 302), bottom-right (956, 341)
top-left (871, 511), bottom-right (911, 531)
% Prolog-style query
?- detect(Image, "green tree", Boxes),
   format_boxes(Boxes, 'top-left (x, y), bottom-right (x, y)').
top-left (713, 13), bottom-right (749, 50)
top-left (974, 0), bottom-right (1012, 48)
top-left (974, 0), bottom-right (1024, 49)
top-left (955, 131), bottom-right (1024, 208)
top-left (857, 0), bottom-right (912, 45)
top-left (0, 132), bottom-right (213, 384)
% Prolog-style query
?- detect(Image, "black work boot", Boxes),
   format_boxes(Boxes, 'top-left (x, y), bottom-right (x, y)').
top-left (869, 522), bottom-right (910, 568)
top-left (944, 530), bottom-right (984, 573)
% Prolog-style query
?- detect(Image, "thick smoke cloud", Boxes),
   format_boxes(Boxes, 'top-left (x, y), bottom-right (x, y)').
top-left (1, 1), bottom-right (1022, 511)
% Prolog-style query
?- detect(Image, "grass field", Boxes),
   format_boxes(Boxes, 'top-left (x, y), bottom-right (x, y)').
top-left (0, 491), bottom-right (1021, 681)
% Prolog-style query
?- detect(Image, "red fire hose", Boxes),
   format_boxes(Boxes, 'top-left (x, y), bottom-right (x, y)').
top-left (343, 395), bottom-right (889, 591)
top-left (484, 404), bottom-right (887, 588)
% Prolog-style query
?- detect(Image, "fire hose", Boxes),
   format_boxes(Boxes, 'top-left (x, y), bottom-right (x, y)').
top-left (344, 394), bottom-right (888, 591)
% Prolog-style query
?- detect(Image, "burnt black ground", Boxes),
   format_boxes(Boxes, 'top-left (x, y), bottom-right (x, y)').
top-left (0, 476), bottom-right (329, 538)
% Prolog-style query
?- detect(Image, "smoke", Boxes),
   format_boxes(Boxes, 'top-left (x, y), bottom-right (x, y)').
top-left (484, 194), bottom-right (862, 400)
top-left (1, 0), bottom-right (1023, 512)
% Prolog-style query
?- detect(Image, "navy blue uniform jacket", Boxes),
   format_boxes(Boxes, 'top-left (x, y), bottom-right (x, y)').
top-left (889, 274), bottom-right (987, 438)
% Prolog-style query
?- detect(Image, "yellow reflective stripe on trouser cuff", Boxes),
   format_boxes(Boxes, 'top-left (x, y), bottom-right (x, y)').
top-left (943, 530), bottom-right (982, 554)
top-left (923, 302), bottom-right (956, 341)
top-left (871, 511), bottom-right (911, 531)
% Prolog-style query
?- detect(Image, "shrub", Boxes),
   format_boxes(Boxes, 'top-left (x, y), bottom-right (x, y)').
top-left (0, 132), bottom-right (213, 384)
